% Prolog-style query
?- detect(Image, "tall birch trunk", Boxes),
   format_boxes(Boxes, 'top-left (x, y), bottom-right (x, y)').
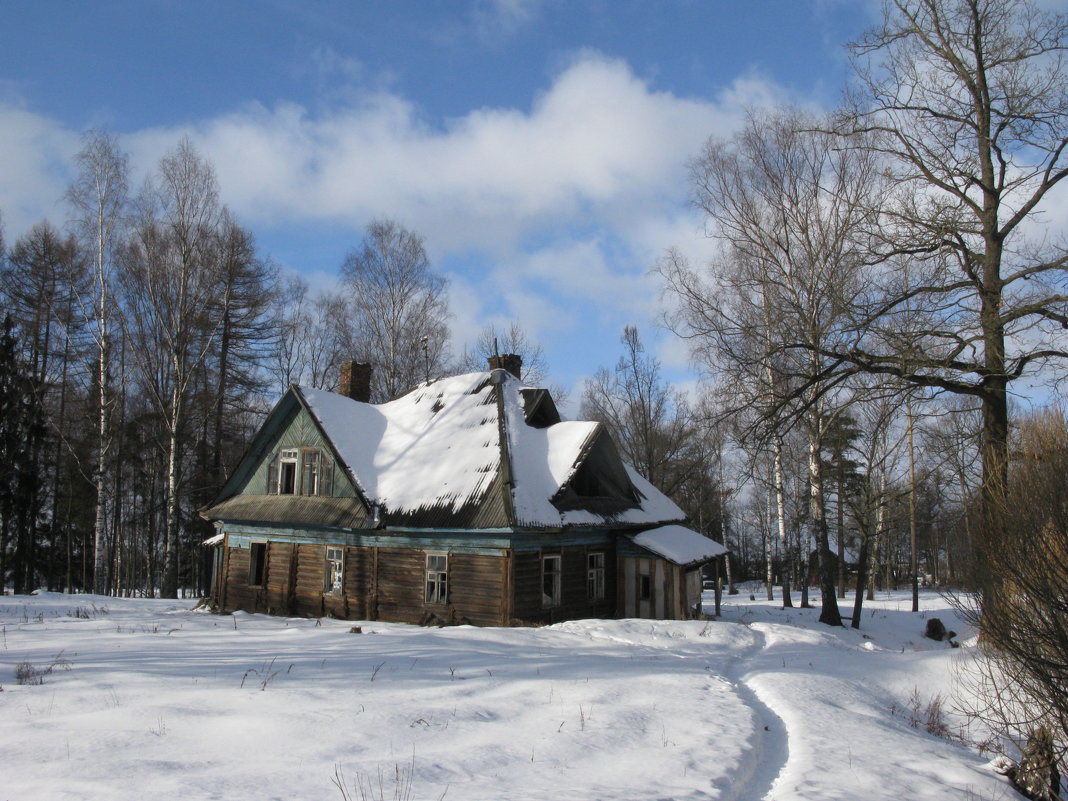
top-left (92, 232), bottom-right (110, 594)
top-left (773, 437), bottom-right (791, 608)
top-left (907, 394), bottom-right (919, 613)
top-left (764, 483), bottom-right (774, 601)
top-left (162, 381), bottom-right (182, 598)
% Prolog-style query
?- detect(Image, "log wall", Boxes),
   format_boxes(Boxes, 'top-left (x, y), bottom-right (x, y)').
top-left (510, 545), bottom-right (617, 625)
top-left (217, 534), bottom-right (509, 626)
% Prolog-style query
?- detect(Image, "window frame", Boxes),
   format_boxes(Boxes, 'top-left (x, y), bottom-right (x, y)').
top-left (639, 572), bottom-right (652, 602)
top-left (587, 551), bottom-right (605, 601)
top-left (425, 552), bottom-right (448, 605)
top-left (269, 447), bottom-right (334, 497)
top-left (248, 541), bottom-right (267, 586)
top-left (325, 546), bottom-right (344, 594)
top-left (303, 449), bottom-right (321, 496)
top-left (542, 554), bottom-right (562, 608)
top-left (277, 448), bottom-right (298, 495)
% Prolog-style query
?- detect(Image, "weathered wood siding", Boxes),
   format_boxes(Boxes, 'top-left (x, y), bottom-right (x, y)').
top-left (264, 541), bottom-right (297, 614)
top-left (244, 406), bottom-right (356, 498)
top-left (292, 543), bottom-right (327, 616)
top-left (510, 545), bottom-right (617, 625)
top-left (619, 557), bottom-right (693, 620)
top-left (222, 544), bottom-right (259, 611)
top-left (217, 534), bottom-right (508, 626)
top-left (375, 547), bottom-right (424, 624)
top-left (342, 546), bottom-right (374, 619)
top-left (448, 552), bottom-right (507, 626)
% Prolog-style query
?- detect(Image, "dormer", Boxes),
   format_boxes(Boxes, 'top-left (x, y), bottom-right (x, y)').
top-left (551, 428), bottom-right (640, 515)
top-left (520, 388), bottom-right (561, 428)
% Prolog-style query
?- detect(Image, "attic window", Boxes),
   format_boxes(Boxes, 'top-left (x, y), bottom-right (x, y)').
top-left (570, 464), bottom-right (603, 497)
top-left (268, 448), bottom-right (334, 496)
top-left (278, 449), bottom-right (298, 494)
top-left (520, 388), bottom-right (561, 428)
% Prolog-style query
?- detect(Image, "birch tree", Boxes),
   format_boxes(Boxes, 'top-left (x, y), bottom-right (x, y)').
top-left (661, 109), bottom-right (884, 625)
top-left (270, 277), bottom-right (352, 394)
top-left (340, 219), bottom-right (450, 401)
top-left (122, 138), bottom-right (223, 597)
top-left (66, 130), bottom-right (128, 594)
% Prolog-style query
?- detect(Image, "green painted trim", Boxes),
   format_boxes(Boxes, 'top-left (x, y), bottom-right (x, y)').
top-left (222, 524), bottom-right (514, 555)
top-left (219, 521), bottom-right (618, 554)
top-left (384, 526), bottom-right (516, 535)
top-left (508, 530), bottom-right (615, 550)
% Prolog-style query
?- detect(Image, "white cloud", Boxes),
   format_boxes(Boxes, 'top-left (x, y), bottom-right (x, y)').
top-left (0, 104), bottom-right (79, 234)
top-left (0, 53), bottom-right (785, 383)
top-left (134, 55), bottom-right (759, 244)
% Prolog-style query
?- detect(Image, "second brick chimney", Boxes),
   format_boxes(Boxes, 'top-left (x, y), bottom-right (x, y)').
top-left (339, 361), bottom-right (372, 403)
top-left (487, 353), bottom-right (522, 380)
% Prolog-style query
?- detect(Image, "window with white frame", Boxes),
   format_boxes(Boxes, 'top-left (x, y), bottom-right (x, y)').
top-left (277, 449), bottom-right (298, 494)
top-left (303, 449), bottom-right (321, 495)
top-left (325, 547), bottom-right (344, 594)
top-left (425, 553), bottom-right (448, 604)
top-left (587, 552), bottom-right (605, 601)
top-left (268, 447), bottom-right (333, 496)
top-left (542, 554), bottom-right (562, 608)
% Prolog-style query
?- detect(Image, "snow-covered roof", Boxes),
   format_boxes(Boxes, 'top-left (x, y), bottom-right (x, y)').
top-left (296, 370), bottom-right (685, 530)
top-left (630, 525), bottom-right (728, 566)
top-left (302, 373), bottom-right (500, 517)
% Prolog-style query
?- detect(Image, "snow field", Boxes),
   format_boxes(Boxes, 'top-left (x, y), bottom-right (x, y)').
top-left (1, 591), bottom-right (1016, 800)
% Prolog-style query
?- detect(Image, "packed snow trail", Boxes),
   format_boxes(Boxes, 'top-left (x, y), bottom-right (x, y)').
top-left (713, 597), bottom-right (1017, 801)
top-left (712, 624), bottom-right (790, 801)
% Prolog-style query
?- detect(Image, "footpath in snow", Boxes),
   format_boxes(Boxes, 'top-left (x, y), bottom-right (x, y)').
top-left (0, 589), bottom-right (1014, 801)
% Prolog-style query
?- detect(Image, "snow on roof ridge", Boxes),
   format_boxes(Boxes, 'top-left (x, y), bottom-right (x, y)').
top-left (300, 374), bottom-right (501, 515)
top-left (297, 370), bottom-right (686, 528)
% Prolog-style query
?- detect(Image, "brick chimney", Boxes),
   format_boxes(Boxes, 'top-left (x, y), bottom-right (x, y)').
top-left (487, 353), bottom-right (522, 380)
top-left (339, 361), bottom-right (372, 403)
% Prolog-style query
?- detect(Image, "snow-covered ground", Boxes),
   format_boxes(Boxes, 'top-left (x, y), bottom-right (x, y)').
top-left (1, 588), bottom-right (1017, 800)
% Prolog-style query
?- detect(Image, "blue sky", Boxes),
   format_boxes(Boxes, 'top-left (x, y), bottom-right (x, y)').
top-left (0, 0), bottom-right (881, 400)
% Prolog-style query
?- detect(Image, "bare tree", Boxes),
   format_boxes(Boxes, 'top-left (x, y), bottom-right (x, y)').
top-left (821, 0), bottom-right (1068, 597)
top-left (462, 322), bottom-right (543, 379)
top-left (661, 109), bottom-right (885, 625)
top-left (842, 386), bottom-right (910, 626)
top-left (339, 219), bottom-right (450, 401)
top-left (66, 130), bottom-right (128, 594)
top-left (206, 211), bottom-right (279, 482)
top-left (269, 277), bottom-right (353, 394)
top-left (1, 222), bottom-right (85, 593)
top-left (122, 137), bottom-right (224, 597)
top-left (580, 326), bottom-right (706, 499)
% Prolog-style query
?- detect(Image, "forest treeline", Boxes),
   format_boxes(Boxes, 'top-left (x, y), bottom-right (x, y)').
top-left (0, 125), bottom-right (993, 611)
top-left (0, 129), bottom-right (730, 601)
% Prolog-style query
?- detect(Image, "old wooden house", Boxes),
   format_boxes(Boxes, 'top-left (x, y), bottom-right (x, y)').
top-left (201, 357), bottom-right (726, 626)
